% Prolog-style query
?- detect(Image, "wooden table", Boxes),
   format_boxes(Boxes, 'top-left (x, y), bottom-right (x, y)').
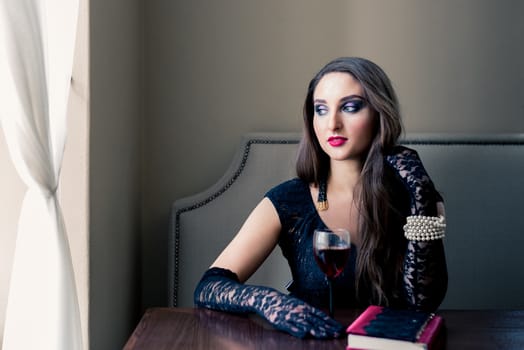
top-left (123, 307), bottom-right (524, 350)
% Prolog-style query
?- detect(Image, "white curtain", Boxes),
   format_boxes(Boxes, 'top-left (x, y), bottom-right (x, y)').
top-left (0, 0), bottom-right (81, 349)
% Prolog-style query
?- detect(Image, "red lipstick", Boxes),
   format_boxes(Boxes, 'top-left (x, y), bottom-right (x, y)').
top-left (328, 136), bottom-right (348, 147)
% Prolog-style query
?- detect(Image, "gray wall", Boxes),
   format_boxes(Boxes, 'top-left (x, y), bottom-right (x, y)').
top-left (89, 0), bottom-right (143, 349)
top-left (142, 0), bottom-right (524, 309)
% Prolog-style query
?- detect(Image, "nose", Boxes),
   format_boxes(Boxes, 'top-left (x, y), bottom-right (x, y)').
top-left (327, 110), bottom-right (342, 131)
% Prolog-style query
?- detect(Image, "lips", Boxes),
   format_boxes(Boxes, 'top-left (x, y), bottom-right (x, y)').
top-left (328, 136), bottom-right (348, 147)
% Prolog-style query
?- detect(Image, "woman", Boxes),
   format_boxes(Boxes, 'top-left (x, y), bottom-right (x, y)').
top-left (194, 57), bottom-right (447, 339)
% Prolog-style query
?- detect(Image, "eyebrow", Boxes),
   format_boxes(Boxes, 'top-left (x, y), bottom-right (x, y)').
top-left (341, 95), bottom-right (365, 102)
top-left (313, 94), bottom-right (365, 104)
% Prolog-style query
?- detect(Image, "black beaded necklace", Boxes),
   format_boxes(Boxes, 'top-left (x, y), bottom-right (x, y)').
top-left (317, 179), bottom-right (328, 211)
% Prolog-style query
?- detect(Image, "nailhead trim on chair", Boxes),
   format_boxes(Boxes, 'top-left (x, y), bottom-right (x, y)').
top-left (170, 137), bottom-right (299, 307)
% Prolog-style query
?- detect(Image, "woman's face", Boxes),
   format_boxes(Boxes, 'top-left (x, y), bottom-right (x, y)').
top-left (312, 72), bottom-right (376, 163)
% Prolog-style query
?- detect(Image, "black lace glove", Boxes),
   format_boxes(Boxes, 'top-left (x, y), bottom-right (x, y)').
top-left (385, 146), bottom-right (441, 216)
top-left (385, 146), bottom-right (448, 311)
top-left (194, 267), bottom-right (344, 339)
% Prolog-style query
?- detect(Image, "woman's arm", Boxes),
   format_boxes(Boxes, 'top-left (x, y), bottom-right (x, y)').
top-left (210, 197), bottom-right (282, 282)
top-left (386, 147), bottom-right (448, 311)
top-left (194, 198), bottom-right (343, 338)
top-left (403, 213), bottom-right (448, 311)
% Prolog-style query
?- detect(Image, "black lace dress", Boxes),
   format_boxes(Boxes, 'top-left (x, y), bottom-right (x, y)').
top-left (266, 178), bottom-right (358, 309)
top-left (266, 173), bottom-right (446, 311)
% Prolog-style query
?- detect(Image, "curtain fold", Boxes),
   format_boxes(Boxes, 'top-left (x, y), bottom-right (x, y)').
top-left (0, 0), bottom-right (81, 349)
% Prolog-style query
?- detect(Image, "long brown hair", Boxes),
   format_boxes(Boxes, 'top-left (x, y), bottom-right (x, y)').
top-left (296, 57), bottom-right (405, 305)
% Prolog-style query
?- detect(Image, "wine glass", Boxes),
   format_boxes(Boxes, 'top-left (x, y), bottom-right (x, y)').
top-left (313, 228), bottom-right (351, 318)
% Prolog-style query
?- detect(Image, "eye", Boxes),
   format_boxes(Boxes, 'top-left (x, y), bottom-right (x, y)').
top-left (341, 100), bottom-right (365, 113)
top-left (314, 104), bottom-right (328, 116)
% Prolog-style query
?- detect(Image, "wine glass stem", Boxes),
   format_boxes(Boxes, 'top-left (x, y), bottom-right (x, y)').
top-left (328, 279), bottom-right (334, 318)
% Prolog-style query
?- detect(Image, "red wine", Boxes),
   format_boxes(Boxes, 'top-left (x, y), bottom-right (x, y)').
top-left (314, 247), bottom-right (350, 278)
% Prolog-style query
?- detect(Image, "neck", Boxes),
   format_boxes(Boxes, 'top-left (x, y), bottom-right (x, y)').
top-left (328, 159), bottom-right (362, 193)
top-left (316, 159), bottom-right (363, 212)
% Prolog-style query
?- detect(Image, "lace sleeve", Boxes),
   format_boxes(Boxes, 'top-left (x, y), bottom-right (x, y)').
top-left (386, 147), bottom-right (448, 311)
top-left (403, 233), bottom-right (448, 311)
top-left (194, 267), bottom-right (343, 338)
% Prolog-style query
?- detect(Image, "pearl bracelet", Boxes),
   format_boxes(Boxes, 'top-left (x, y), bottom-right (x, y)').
top-left (403, 215), bottom-right (446, 241)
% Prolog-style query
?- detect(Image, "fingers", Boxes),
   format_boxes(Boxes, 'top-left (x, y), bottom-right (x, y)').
top-left (274, 307), bottom-right (345, 339)
top-left (306, 311), bottom-right (345, 339)
top-left (260, 295), bottom-right (345, 339)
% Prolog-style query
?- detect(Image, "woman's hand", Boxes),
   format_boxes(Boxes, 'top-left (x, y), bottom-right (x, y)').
top-left (195, 267), bottom-right (344, 339)
top-left (256, 291), bottom-right (344, 339)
